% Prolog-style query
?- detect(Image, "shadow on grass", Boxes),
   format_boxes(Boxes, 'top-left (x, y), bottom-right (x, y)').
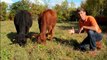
top-left (53, 37), bottom-right (80, 50)
top-left (7, 32), bottom-right (16, 44)
top-left (7, 32), bottom-right (39, 46)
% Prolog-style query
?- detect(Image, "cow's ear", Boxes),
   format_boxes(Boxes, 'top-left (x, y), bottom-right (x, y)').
top-left (12, 38), bottom-right (15, 41)
top-left (11, 36), bottom-right (17, 43)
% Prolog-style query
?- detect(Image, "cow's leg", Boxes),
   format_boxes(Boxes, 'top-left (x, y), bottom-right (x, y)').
top-left (47, 26), bottom-right (52, 40)
top-left (50, 27), bottom-right (54, 41)
top-left (48, 26), bottom-right (55, 41)
top-left (25, 27), bottom-right (29, 38)
top-left (26, 27), bottom-right (29, 34)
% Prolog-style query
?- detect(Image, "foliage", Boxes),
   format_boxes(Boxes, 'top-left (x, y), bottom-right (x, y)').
top-left (53, 0), bottom-right (76, 22)
top-left (81, 0), bottom-right (107, 16)
top-left (9, 0), bottom-right (31, 20)
top-left (1, 0), bottom-right (107, 22)
top-left (102, 0), bottom-right (107, 16)
top-left (1, 0), bottom-right (77, 22)
top-left (70, 10), bottom-right (79, 21)
top-left (29, 3), bottom-right (46, 20)
top-left (8, 0), bottom-right (47, 21)
top-left (0, 2), bottom-right (8, 21)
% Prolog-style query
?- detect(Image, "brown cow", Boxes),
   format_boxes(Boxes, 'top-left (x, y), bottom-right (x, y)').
top-left (36, 9), bottom-right (57, 44)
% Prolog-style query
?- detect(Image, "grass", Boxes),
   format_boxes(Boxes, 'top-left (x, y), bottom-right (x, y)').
top-left (0, 21), bottom-right (107, 60)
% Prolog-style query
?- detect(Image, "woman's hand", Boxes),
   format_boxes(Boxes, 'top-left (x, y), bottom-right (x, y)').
top-left (68, 27), bottom-right (75, 34)
top-left (79, 26), bottom-right (84, 34)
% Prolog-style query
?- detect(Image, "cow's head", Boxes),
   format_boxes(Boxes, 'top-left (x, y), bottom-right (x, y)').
top-left (14, 34), bottom-right (27, 46)
top-left (34, 34), bottom-right (46, 45)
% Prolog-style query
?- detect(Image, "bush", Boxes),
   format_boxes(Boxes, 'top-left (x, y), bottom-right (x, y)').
top-left (0, 2), bottom-right (8, 21)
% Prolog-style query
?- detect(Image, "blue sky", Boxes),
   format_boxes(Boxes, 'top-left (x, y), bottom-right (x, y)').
top-left (68, 0), bottom-right (81, 3)
top-left (12, 0), bottom-right (20, 2)
top-left (48, 0), bottom-right (82, 8)
top-left (47, 0), bottom-right (82, 8)
top-left (1, 0), bottom-right (82, 7)
top-left (71, 0), bottom-right (82, 7)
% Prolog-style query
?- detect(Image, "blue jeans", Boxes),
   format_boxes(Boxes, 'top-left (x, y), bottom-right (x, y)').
top-left (80, 30), bottom-right (103, 51)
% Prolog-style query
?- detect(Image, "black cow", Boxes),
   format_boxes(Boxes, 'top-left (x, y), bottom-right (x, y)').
top-left (14, 10), bottom-right (32, 46)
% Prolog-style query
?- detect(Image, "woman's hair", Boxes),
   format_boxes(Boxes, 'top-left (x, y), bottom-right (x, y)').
top-left (76, 8), bottom-right (86, 12)
top-left (76, 8), bottom-right (89, 15)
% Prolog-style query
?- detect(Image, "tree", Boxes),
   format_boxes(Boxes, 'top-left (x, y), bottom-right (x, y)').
top-left (103, 0), bottom-right (107, 16)
top-left (29, 3), bottom-right (46, 20)
top-left (9, 0), bottom-right (46, 21)
top-left (9, 0), bottom-right (30, 20)
top-left (53, 0), bottom-right (76, 22)
top-left (0, 2), bottom-right (8, 21)
top-left (70, 1), bottom-right (76, 9)
top-left (81, 0), bottom-right (105, 16)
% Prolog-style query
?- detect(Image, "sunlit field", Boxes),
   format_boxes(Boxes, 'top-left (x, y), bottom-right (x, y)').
top-left (0, 21), bottom-right (107, 60)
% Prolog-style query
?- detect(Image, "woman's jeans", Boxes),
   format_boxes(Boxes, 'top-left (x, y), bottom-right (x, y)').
top-left (80, 30), bottom-right (103, 51)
